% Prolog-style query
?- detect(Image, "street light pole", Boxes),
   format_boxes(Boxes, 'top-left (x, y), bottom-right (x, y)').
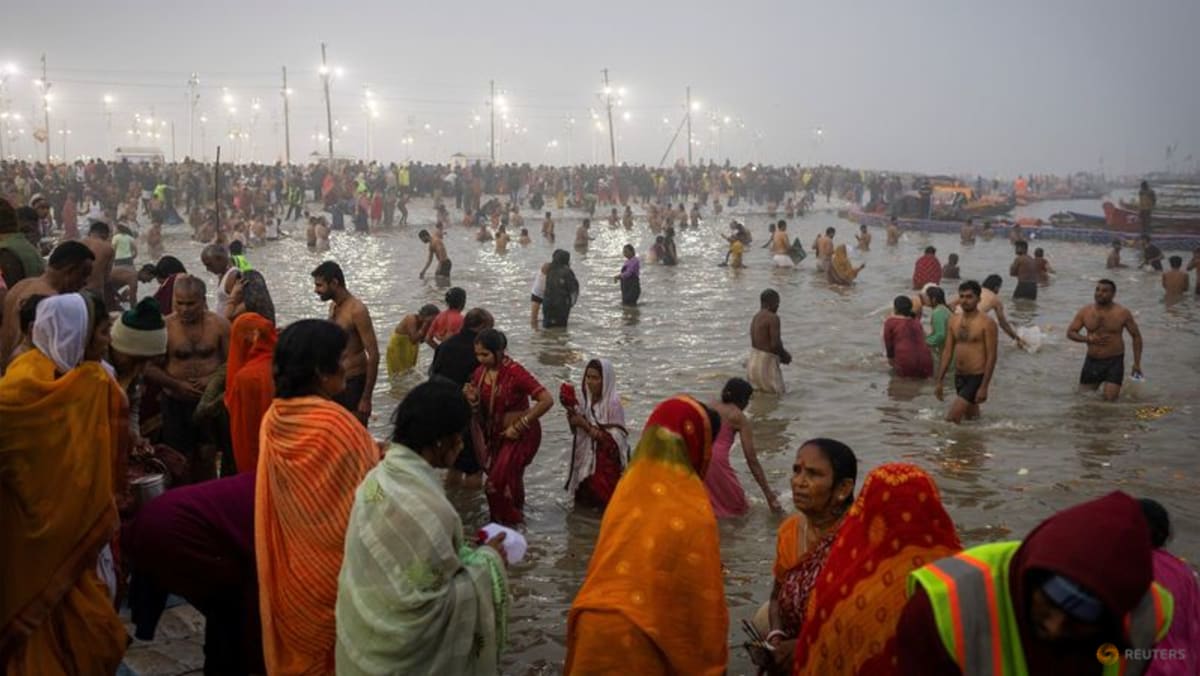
top-left (489, 79), bottom-right (496, 164)
top-left (602, 68), bottom-right (616, 167)
top-left (281, 66), bottom-right (291, 166)
top-left (320, 43), bottom-right (334, 161)
top-left (40, 54), bottom-right (50, 164)
top-left (686, 86), bottom-right (692, 166)
top-left (58, 121), bottom-right (69, 161)
top-left (0, 66), bottom-right (13, 160)
top-left (188, 73), bottom-right (199, 159)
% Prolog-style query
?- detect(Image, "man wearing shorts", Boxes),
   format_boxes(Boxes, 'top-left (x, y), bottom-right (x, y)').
top-left (1066, 279), bottom-right (1143, 401)
top-left (935, 280), bottom-right (998, 423)
top-left (1009, 240), bottom-right (1039, 301)
top-left (418, 229), bottom-right (452, 283)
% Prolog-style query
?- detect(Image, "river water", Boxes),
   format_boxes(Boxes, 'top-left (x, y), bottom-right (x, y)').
top-left (157, 196), bottom-right (1198, 674)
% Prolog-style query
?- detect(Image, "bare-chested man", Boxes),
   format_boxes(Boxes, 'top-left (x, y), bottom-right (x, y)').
top-left (748, 288), bottom-right (792, 393)
top-left (542, 211), bottom-right (555, 240)
top-left (1009, 240), bottom-right (1039, 300)
top-left (82, 221), bottom-right (115, 307)
top-left (574, 218), bottom-right (593, 253)
top-left (935, 280), bottom-right (998, 423)
top-left (960, 217), bottom-right (977, 245)
top-left (418, 229), bottom-right (451, 283)
top-left (0, 241), bottom-right (94, 372)
top-left (312, 261), bottom-right (379, 425)
top-left (886, 216), bottom-right (901, 246)
top-left (812, 226), bottom-right (836, 271)
top-left (856, 224), bottom-right (871, 251)
top-left (494, 224), bottom-right (510, 254)
top-left (1161, 256), bottom-right (1189, 297)
top-left (1066, 279), bottom-right (1143, 401)
top-left (949, 274), bottom-right (1027, 349)
top-left (770, 220), bottom-right (794, 268)
top-left (1106, 240), bottom-right (1127, 269)
top-left (145, 275), bottom-right (230, 481)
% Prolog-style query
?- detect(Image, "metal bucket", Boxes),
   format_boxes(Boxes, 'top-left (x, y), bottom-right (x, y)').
top-left (131, 473), bottom-right (166, 507)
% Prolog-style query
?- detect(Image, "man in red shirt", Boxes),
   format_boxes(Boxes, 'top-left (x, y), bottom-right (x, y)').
top-left (912, 246), bottom-right (942, 290)
top-left (425, 286), bottom-right (466, 349)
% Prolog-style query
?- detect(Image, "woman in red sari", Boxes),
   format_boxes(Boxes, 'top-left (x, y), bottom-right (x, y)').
top-left (563, 358), bottom-right (629, 508)
top-left (464, 329), bottom-right (552, 525)
top-left (794, 463), bottom-right (961, 675)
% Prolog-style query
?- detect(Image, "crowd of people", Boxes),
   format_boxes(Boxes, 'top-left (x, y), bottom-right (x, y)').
top-left (0, 154), bottom-right (1197, 676)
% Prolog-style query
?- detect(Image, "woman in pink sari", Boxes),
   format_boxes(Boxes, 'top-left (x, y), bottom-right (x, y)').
top-left (703, 378), bottom-right (782, 517)
top-left (1141, 498), bottom-right (1200, 676)
top-left (464, 329), bottom-right (553, 525)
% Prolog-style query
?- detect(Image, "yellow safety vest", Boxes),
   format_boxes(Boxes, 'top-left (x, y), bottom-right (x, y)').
top-left (907, 542), bottom-right (1174, 676)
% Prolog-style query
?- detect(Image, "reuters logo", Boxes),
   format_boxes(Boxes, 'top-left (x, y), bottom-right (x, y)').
top-left (1096, 643), bottom-right (1120, 665)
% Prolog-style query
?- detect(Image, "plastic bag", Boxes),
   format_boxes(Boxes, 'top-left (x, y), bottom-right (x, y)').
top-left (476, 523), bottom-right (528, 564)
top-left (1017, 326), bottom-right (1043, 353)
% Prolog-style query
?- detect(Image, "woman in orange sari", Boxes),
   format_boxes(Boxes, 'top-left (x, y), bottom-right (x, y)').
top-left (464, 329), bottom-right (553, 525)
top-left (0, 292), bottom-right (127, 674)
top-left (565, 395), bottom-right (728, 675)
top-left (753, 438), bottom-right (858, 675)
top-left (255, 319), bottom-right (379, 675)
top-left (794, 463), bottom-right (961, 675)
top-left (224, 311), bottom-right (277, 473)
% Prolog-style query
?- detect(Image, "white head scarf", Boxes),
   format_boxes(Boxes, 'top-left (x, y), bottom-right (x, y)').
top-left (568, 358), bottom-right (630, 493)
top-left (32, 293), bottom-right (91, 373)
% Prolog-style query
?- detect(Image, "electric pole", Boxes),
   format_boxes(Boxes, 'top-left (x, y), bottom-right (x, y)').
top-left (686, 86), bottom-right (692, 166)
top-left (40, 54), bottom-right (50, 164)
top-left (188, 73), bottom-right (199, 159)
top-left (602, 68), bottom-right (616, 167)
top-left (281, 66), bottom-right (291, 165)
top-left (320, 43), bottom-right (334, 161)
top-left (489, 79), bottom-right (496, 164)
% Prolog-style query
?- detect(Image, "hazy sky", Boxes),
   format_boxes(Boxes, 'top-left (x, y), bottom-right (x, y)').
top-left (3, 0), bottom-right (1197, 176)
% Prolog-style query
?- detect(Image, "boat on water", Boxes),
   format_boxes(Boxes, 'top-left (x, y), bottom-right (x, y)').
top-left (841, 209), bottom-right (1200, 250)
top-left (1101, 201), bottom-right (1200, 233)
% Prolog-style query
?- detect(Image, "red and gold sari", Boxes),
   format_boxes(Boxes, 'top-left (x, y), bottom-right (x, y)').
top-left (471, 357), bottom-right (545, 525)
top-left (566, 395), bottom-right (728, 675)
top-left (794, 463), bottom-right (961, 675)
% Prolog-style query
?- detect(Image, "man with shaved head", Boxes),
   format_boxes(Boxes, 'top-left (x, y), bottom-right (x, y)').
top-left (145, 274), bottom-right (230, 481)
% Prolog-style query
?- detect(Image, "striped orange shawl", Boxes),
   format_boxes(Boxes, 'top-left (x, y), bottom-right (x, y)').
top-left (255, 395), bottom-right (378, 675)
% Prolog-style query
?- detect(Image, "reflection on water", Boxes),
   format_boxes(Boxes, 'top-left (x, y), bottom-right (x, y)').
top-left (156, 198), bottom-right (1198, 673)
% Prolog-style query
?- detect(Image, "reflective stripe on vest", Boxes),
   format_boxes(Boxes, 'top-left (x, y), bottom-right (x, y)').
top-left (910, 544), bottom-right (1176, 676)
top-left (1112, 582), bottom-right (1175, 676)
top-left (908, 544), bottom-right (1019, 676)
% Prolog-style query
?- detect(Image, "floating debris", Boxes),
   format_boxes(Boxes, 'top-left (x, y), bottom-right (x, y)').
top-left (1135, 406), bottom-right (1173, 421)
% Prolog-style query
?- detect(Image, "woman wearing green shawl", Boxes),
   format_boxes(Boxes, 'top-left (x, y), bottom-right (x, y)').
top-left (336, 380), bottom-right (510, 675)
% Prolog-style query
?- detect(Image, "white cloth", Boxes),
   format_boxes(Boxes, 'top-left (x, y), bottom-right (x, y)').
top-left (567, 358), bottom-right (629, 494)
top-left (772, 254), bottom-right (795, 268)
top-left (747, 348), bottom-right (786, 394)
top-left (530, 269), bottom-right (547, 300)
top-left (31, 293), bottom-right (89, 373)
top-left (214, 267), bottom-right (238, 316)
